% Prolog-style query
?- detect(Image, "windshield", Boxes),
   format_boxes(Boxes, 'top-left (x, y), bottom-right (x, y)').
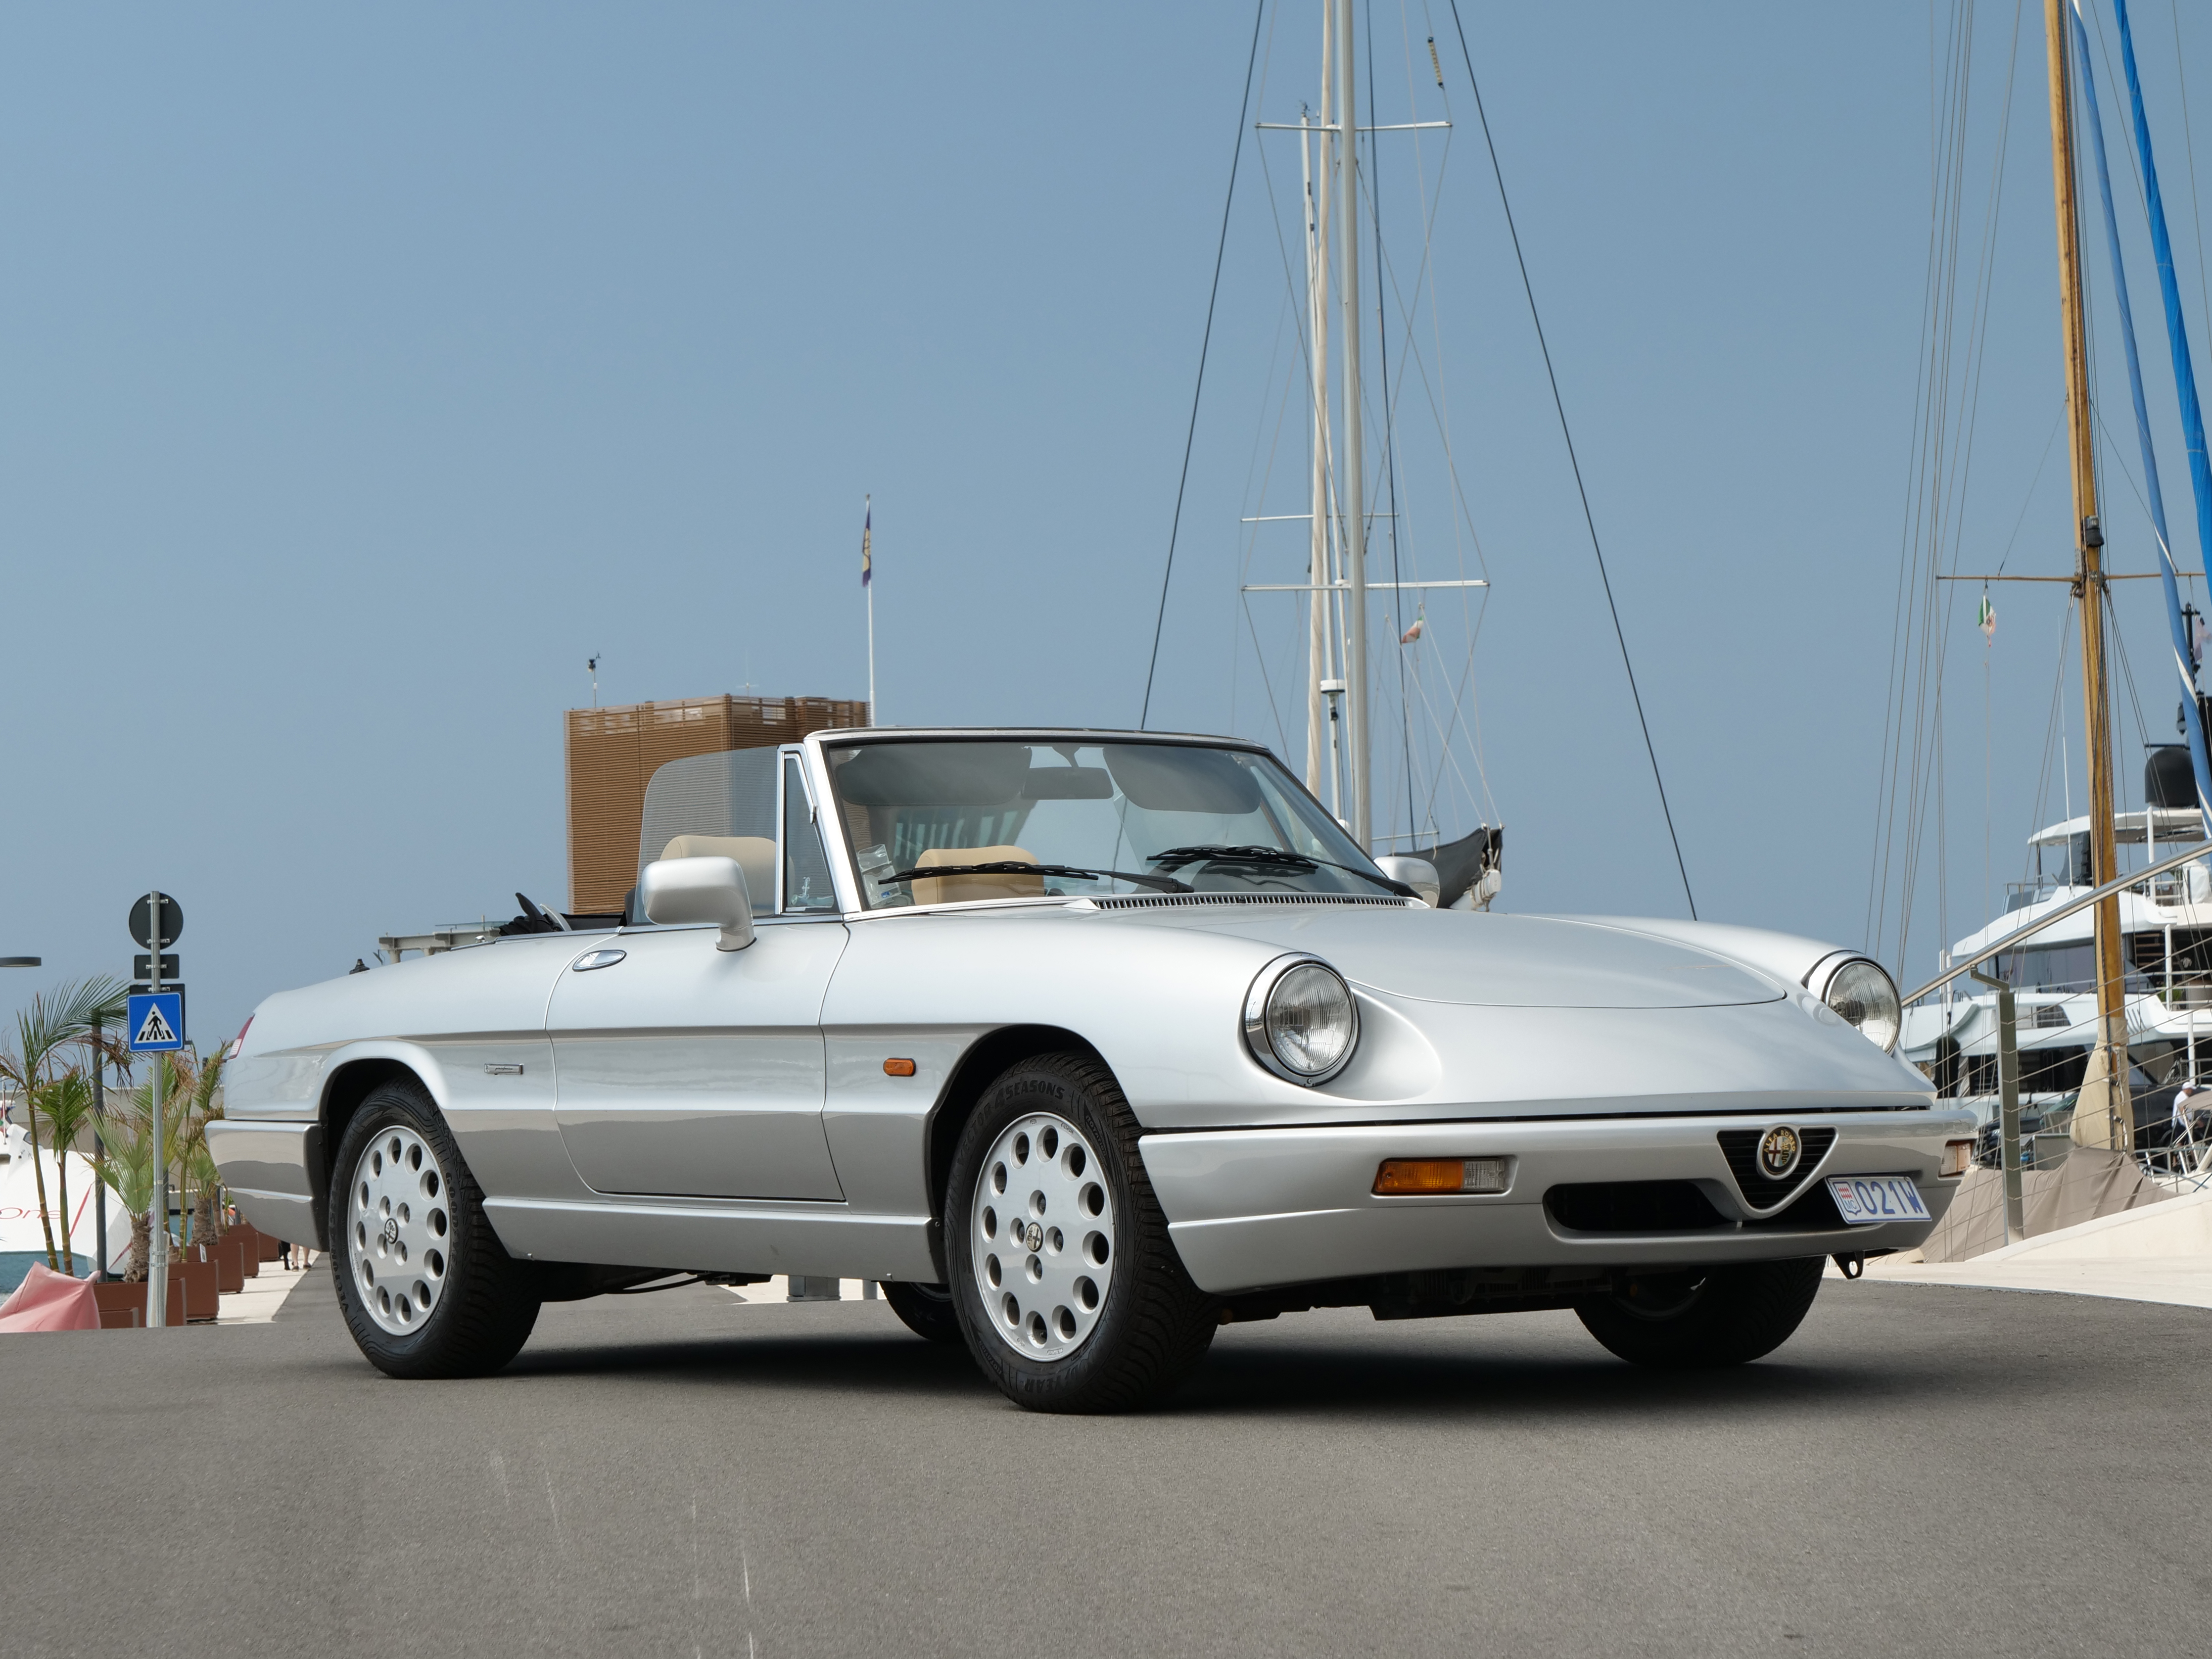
top-left (821, 738), bottom-right (1395, 908)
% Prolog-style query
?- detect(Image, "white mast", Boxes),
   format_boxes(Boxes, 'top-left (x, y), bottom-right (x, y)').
top-left (1303, 7), bottom-right (1334, 796)
top-left (1334, 0), bottom-right (1371, 847)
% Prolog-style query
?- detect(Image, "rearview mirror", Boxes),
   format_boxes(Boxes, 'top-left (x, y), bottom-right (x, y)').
top-left (1374, 855), bottom-right (1441, 908)
top-left (641, 856), bottom-right (756, 950)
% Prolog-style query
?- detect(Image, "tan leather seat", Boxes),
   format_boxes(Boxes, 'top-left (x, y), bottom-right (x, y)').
top-left (912, 845), bottom-right (1042, 905)
top-left (659, 835), bottom-right (777, 914)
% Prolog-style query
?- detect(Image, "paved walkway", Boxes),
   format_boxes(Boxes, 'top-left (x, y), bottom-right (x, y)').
top-left (215, 1256), bottom-right (316, 1325)
top-left (1825, 1184), bottom-right (2212, 1308)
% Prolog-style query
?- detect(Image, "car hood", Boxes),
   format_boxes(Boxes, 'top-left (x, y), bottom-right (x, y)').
top-left (1114, 904), bottom-right (1787, 1009)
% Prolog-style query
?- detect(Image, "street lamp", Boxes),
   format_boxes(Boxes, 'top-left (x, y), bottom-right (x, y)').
top-left (0, 957), bottom-right (40, 967)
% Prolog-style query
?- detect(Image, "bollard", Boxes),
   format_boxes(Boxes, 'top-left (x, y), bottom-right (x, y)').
top-left (1970, 966), bottom-right (2027, 1243)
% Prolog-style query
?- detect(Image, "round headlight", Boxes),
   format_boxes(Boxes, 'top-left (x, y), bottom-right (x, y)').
top-left (1244, 957), bottom-right (1360, 1084)
top-left (1824, 958), bottom-right (1901, 1053)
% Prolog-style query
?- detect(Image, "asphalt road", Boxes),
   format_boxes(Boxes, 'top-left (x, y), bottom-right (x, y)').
top-left (10, 1272), bottom-right (2208, 1658)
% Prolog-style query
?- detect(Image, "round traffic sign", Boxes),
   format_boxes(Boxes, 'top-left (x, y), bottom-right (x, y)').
top-left (128, 893), bottom-right (183, 949)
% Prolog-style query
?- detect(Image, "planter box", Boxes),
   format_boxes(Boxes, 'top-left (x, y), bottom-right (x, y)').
top-left (197, 1239), bottom-right (245, 1295)
top-left (177, 1259), bottom-right (218, 1322)
top-left (91, 1263), bottom-right (219, 1326)
top-left (93, 1281), bottom-right (145, 1329)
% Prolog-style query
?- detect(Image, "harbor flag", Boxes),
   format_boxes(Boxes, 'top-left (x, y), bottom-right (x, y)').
top-left (861, 504), bottom-right (872, 587)
top-left (1977, 590), bottom-right (1995, 642)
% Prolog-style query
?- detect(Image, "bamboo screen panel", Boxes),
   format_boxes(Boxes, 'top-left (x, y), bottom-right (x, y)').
top-left (565, 695), bottom-right (868, 911)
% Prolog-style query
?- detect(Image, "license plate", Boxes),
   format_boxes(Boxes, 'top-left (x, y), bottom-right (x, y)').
top-left (1827, 1175), bottom-right (1930, 1226)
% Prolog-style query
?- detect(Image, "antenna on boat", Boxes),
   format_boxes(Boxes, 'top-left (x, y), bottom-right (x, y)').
top-left (862, 495), bottom-right (877, 726)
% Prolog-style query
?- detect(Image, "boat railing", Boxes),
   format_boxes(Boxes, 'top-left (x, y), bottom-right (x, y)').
top-left (1905, 837), bottom-right (2212, 1005)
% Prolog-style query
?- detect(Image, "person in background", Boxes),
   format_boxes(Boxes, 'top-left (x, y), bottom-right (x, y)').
top-left (277, 1237), bottom-right (293, 1270)
top-left (2172, 1080), bottom-right (2209, 1149)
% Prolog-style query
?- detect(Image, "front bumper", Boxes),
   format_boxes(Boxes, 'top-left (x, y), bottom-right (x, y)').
top-left (207, 1119), bottom-right (324, 1247)
top-left (1139, 1108), bottom-right (1975, 1295)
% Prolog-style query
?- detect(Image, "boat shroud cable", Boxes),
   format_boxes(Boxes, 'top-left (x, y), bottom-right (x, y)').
top-left (1141, 1), bottom-right (1267, 731)
top-left (1441, 0), bottom-right (1695, 917)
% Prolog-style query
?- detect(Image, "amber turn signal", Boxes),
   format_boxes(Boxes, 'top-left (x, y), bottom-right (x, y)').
top-left (1939, 1138), bottom-right (1974, 1178)
top-left (883, 1058), bottom-right (917, 1077)
top-left (1373, 1156), bottom-right (1511, 1196)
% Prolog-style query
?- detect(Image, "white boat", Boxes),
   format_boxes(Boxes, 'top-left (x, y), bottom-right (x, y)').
top-left (1901, 793), bottom-right (2212, 1184)
top-left (0, 1118), bottom-right (132, 1287)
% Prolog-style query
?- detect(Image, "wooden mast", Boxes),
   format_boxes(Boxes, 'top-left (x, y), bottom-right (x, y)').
top-left (2044, 0), bottom-right (2133, 1151)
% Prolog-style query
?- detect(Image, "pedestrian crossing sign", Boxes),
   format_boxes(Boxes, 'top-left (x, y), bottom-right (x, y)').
top-left (127, 991), bottom-right (185, 1052)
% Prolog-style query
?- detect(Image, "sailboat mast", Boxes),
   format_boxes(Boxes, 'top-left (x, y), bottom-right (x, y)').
top-left (1335, 0), bottom-right (1371, 847)
top-left (2042, 0), bottom-right (2133, 1151)
top-left (1304, 10), bottom-right (1334, 797)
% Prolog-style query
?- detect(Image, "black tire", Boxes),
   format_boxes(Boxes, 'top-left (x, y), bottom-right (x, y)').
top-left (329, 1077), bottom-right (542, 1379)
top-left (1575, 1258), bottom-right (1825, 1369)
top-left (945, 1052), bottom-right (1216, 1413)
top-left (882, 1280), bottom-right (964, 1344)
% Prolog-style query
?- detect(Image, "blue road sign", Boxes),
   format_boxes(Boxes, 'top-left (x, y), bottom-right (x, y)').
top-left (127, 992), bottom-right (185, 1052)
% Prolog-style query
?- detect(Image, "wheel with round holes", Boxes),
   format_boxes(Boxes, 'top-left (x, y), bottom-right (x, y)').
top-left (946, 1052), bottom-right (1216, 1412)
top-left (329, 1077), bottom-right (541, 1378)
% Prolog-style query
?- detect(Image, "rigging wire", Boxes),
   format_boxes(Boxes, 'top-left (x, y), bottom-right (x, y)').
top-left (1141, 0), bottom-right (1267, 729)
top-left (1442, 0), bottom-right (1695, 915)
top-left (2028, 601), bottom-right (2078, 875)
top-left (1364, 0), bottom-right (1420, 847)
top-left (1870, 0), bottom-right (2025, 974)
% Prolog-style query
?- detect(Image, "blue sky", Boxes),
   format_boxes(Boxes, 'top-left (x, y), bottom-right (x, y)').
top-left (6, 2), bottom-right (2212, 1042)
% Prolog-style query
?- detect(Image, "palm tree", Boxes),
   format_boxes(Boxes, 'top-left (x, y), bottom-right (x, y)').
top-left (37, 1072), bottom-right (95, 1277)
top-left (123, 1053), bottom-right (191, 1257)
top-left (99, 1100), bottom-right (158, 1283)
top-left (0, 978), bottom-right (129, 1270)
top-left (171, 1046), bottom-right (226, 1247)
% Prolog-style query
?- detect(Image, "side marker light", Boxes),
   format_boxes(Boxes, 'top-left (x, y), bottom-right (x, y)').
top-left (1374, 1156), bottom-right (1511, 1196)
top-left (1939, 1139), bottom-right (1974, 1178)
top-left (883, 1058), bottom-right (916, 1077)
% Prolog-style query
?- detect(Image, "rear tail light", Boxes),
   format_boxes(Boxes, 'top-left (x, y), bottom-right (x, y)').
top-left (1374, 1156), bottom-right (1512, 1196)
top-left (1939, 1139), bottom-right (1974, 1178)
top-left (226, 1016), bottom-right (253, 1062)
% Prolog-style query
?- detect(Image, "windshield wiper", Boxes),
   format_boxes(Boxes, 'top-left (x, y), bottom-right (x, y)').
top-left (883, 861), bottom-right (1191, 896)
top-left (1146, 845), bottom-right (1414, 898)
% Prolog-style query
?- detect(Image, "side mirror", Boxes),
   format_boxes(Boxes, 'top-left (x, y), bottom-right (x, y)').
top-left (641, 856), bottom-right (756, 951)
top-left (1374, 855), bottom-right (1441, 908)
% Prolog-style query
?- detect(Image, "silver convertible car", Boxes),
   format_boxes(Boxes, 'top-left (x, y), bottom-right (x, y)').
top-left (211, 729), bottom-right (1974, 1411)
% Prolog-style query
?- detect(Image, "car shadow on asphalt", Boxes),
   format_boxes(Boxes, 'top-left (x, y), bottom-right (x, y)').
top-left (505, 1327), bottom-right (998, 1399)
top-left (491, 1295), bottom-right (2066, 1422)
top-left (1165, 1339), bottom-right (1925, 1421)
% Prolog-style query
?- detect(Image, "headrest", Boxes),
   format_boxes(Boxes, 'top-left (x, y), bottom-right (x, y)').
top-left (659, 835), bottom-right (777, 914)
top-left (912, 845), bottom-right (1041, 906)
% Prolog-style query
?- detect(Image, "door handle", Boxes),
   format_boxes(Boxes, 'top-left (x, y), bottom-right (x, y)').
top-left (571, 949), bottom-right (627, 972)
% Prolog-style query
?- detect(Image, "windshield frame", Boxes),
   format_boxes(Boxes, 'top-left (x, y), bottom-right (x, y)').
top-left (805, 728), bottom-right (1395, 917)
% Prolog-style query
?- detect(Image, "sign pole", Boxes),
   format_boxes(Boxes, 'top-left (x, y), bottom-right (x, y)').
top-left (147, 892), bottom-right (167, 1330)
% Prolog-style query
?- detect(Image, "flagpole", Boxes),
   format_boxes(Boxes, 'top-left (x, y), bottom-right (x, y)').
top-left (863, 496), bottom-right (877, 726)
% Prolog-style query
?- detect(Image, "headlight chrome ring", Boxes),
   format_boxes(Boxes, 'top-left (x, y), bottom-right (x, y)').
top-left (1813, 956), bottom-right (1902, 1054)
top-left (1243, 954), bottom-right (1361, 1085)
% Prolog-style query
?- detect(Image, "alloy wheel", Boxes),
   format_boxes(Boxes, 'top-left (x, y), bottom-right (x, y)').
top-left (967, 1111), bottom-right (1116, 1361)
top-left (349, 1125), bottom-right (451, 1335)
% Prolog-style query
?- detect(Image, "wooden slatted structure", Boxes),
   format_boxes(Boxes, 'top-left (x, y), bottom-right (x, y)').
top-left (565, 694), bottom-right (868, 911)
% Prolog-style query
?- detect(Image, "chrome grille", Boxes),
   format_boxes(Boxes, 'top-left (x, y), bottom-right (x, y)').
top-left (1716, 1127), bottom-right (1838, 1211)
